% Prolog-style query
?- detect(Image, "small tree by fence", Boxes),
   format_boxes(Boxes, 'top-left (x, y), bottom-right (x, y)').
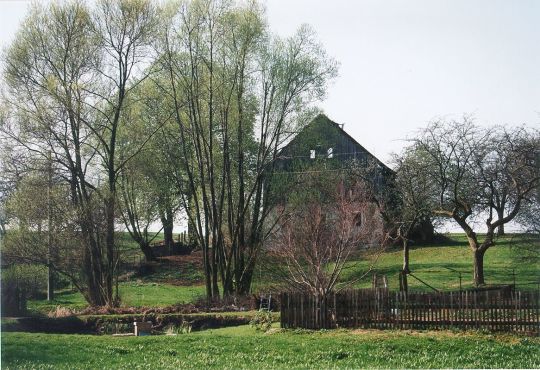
top-left (281, 289), bottom-right (539, 335)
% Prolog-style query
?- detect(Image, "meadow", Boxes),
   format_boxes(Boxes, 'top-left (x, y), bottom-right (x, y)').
top-left (2, 325), bottom-right (539, 369)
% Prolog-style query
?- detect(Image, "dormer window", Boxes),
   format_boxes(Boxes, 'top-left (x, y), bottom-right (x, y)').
top-left (327, 147), bottom-right (333, 158)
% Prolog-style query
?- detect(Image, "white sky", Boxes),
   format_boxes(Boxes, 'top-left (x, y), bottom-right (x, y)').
top-left (1, 0), bottom-right (538, 232)
top-left (264, 0), bottom-right (540, 164)
top-left (1, 0), bottom-right (539, 164)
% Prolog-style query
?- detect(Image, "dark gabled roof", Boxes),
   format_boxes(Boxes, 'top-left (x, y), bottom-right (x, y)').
top-left (280, 113), bottom-right (391, 172)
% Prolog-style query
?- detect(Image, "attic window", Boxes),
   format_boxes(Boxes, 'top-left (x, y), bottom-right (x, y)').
top-left (310, 150), bottom-right (316, 159)
top-left (327, 148), bottom-right (333, 158)
top-left (354, 212), bottom-right (362, 227)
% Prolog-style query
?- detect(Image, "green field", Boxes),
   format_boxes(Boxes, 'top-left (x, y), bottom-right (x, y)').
top-left (25, 234), bottom-right (539, 315)
top-left (341, 234), bottom-right (539, 292)
top-left (28, 283), bottom-right (206, 314)
top-left (2, 325), bottom-right (539, 369)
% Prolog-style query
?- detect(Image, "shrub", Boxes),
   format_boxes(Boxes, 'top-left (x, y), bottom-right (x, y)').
top-left (47, 306), bottom-right (75, 318)
top-left (2, 265), bottom-right (48, 299)
top-left (249, 311), bottom-right (273, 332)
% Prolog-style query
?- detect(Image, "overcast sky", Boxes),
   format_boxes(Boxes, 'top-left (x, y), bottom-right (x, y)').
top-left (1, 0), bottom-right (539, 164)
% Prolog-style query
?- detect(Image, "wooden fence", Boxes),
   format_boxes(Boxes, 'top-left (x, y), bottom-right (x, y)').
top-left (280, 289), bottom-right (540, 334)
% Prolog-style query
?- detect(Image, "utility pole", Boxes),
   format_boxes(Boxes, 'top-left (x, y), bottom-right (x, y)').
top-left (47, 150), bottom-right (54, 301)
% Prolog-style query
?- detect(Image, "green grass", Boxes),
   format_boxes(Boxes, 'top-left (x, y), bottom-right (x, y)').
top-left (28, 290), bottom-right (88, 313)
top-left (28, 283), bottom-right (206, 314)
top-left (118, 282), bottom-right (205, 307)
top-left (337, 234), bottom-right (539, 292)
top-left (2, 326), bottom-right (539, 369)
top-left (135, 261), bottom-right (204, 285)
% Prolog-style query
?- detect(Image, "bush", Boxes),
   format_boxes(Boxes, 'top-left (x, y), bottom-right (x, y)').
top-left (2, 265), bottom-right (48, 299)
top-left (249, 310), bottom-right (273, 332)
top-left (47, 306), bottom-right (75, 318)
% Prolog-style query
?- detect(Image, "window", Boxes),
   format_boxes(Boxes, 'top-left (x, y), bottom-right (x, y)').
top-left (354, 212), bottom-right (362, 227)
top-left (310, 149), bottom-right (316, 159)
top-left (327, 147), bottom-right (333, 158)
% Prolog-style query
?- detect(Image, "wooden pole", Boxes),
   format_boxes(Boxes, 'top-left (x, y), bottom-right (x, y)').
top-left (47, 149), bottom-right (54, 301)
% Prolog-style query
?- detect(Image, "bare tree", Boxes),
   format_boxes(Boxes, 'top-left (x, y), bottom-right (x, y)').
top-left (512, 161), bottom-right (540, 265)
top-left (379, 150), bottom-right (435, 292)
top-left (272, 182), bottom-right (384, 298)
top-left (347, 154), bottom-right (433, 292)
top-left (413, 118), bottom-right (540, 286)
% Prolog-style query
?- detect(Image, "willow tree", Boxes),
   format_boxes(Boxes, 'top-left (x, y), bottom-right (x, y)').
top-left (159, 0), bottom-right (337, 298)
top-left (117, 79), bottom-right (181, 261)
top-left (1, 0), bottom-right (159, 306)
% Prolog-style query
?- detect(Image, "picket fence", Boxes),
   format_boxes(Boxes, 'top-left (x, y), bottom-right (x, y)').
top-left (280, 289), bottom-right (539, 334)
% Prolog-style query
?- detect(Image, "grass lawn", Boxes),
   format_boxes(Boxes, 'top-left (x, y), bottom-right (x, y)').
top-left (118, 282), bottom-right (206, 307)
top-left (337, 234), bottom-right (539, 292)
top-left (2, 325), bottom-right (539, 369)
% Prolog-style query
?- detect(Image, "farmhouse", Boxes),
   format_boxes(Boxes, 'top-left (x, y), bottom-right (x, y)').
top-left (268, 114), bottom-right (433, 245)
top-left (265, 114), bottom-right (393, 247)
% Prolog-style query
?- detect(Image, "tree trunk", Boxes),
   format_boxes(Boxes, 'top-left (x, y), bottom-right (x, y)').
top-left (47, 267), bottom-right (54, 301)
top-left (163, 223), bottom-right (174, 249)
top-left (187, 194), bottom-right (198, 248)
top-left (402, 239), bottom-right (410, 274)
top-left (496, 209), bottom-right (505, 236)
top-left (104, 196), bottom-right (115, 306)
top-left (400, 271), bottom-right (408, 292)
top-left (160, 205), bottom-right (174, 251)
top-left (237, 265), bottom-right (254, 295)
top-left (83, 247), bottom-right (107, 307)
top-left (473, 248), bottom-right (486, 286)
top-left (211, 241), bottom-right (220, 299)
top-left (140, 242), bottom-right (155, 262)
top-left (222, 273), bottom-right (234, 297)
top-left (47, 152), bottom-right (54, 301)
top-left (400, 238), bottom-right (410, 292)
top-left (203, 236), bottom-right (212, 301)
